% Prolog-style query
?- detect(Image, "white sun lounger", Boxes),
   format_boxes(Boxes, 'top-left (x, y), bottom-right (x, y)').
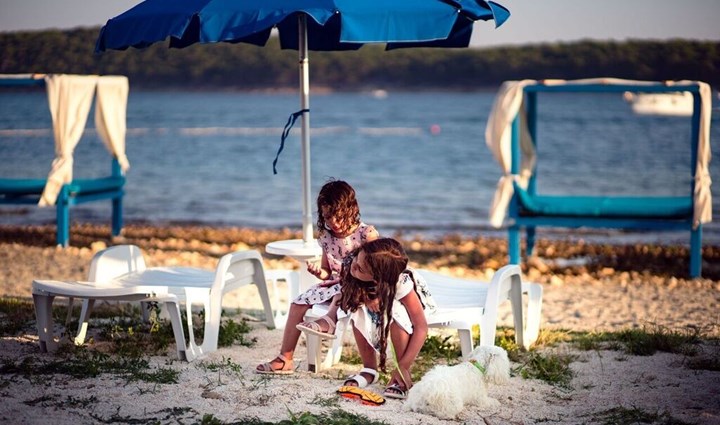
top-left (301, 265), bottom-right (543, 372)
top-left (32, 279), bottom-right (189, 359)
top-left (32, 245), bottom-right (276, 361)
top-left (32, 244), bottom-right (188, 359)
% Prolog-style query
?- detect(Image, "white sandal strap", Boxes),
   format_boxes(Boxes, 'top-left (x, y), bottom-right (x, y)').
top-left (345, 367), bottom-right (378, 387)
top-left (348, 374), bottom-right (369, 388)
top-left (319, 315), bottom-right (336, 333)
top-left (360, 367), bottom-right (378, 382)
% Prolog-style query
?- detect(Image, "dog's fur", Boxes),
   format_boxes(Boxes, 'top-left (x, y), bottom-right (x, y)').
top-left (405, 345), bottom-right (510, 419)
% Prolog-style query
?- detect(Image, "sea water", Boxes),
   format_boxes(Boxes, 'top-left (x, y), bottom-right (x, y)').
top-left (1, 89), bottom-right (719, 244)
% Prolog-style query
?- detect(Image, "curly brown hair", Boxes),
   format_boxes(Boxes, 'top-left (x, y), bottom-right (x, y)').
top-left (316, 179), bottom-right (361, 237)
top-left (338, 238), bottom-right (409, 371)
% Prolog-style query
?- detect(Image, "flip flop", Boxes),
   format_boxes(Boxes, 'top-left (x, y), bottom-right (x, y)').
top-left (296, 315), bottom-right (337, 339)
top-left (255, 354), bottom-right (294, 375)
top-left (337, 386), bottom-right (386, 406)
top-left (383, 383), bottom-right (407, 400)
top-left (343, 367), bottom-right (379, 388)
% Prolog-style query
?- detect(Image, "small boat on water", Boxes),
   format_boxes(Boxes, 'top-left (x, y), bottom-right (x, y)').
top-left (371, 89), bottom-right (388, 99)
top-left (622, 91), bottom-right (694, 116)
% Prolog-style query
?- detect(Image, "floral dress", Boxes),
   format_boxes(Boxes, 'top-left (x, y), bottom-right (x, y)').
top-left (293, 222), bottom-right (378, 305)
top-left (351, 267), bottom-right (437, 351)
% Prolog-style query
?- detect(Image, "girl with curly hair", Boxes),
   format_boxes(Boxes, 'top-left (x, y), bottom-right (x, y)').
top-left (256, 179), bottom-right (378, 374)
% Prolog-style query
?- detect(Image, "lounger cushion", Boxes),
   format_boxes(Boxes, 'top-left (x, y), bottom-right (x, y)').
top-left (514, 185), bottom-right (692, 219)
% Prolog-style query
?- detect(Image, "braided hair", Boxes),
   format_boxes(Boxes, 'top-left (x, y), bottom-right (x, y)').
top-left (338, 238), bottom-right (408, 371)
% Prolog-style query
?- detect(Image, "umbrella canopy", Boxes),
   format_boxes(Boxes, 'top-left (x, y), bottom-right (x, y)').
top-left (96, 0), bottom-right (510, 242)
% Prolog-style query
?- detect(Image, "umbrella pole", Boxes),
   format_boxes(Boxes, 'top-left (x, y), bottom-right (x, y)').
top-left (298, 15), bottom-right (313, 244)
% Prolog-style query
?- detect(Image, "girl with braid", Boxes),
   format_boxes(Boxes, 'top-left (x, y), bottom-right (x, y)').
top-left (339, 238), bottom-right (436, 400)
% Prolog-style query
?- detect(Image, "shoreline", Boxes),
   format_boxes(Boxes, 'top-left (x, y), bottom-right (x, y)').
top-left (0, 222), bottom-right (720, 284)
top-left (3, 210), bottom-right (720, 245)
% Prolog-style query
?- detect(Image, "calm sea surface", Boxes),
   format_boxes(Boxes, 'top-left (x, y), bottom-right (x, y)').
top-left (1, 90), bottom-right (719, 244)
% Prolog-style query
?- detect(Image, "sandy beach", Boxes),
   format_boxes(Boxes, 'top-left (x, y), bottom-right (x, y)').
top-left (1, 223), bottom-right (719, 424)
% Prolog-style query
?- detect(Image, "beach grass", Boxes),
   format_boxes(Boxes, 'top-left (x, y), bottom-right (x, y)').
top-left (2, 296), bottom-right (719, 424)
top-left (570, 324), bottom-right (706, 356)
top-left (583, 406), bottom-right (696, 425)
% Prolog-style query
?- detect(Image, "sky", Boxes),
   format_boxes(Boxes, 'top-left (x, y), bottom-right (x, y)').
top-left (0, 0), bottom-right (718, 48)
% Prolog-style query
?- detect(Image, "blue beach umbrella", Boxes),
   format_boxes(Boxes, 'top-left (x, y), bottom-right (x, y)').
top-left (96, 0), bottom-right (510, 242)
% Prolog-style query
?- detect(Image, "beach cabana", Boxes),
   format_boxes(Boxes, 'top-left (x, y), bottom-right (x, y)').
top-left (485, 78), bottom-right (713, 277)
top-left (0, 74), bottom-right (130, 246)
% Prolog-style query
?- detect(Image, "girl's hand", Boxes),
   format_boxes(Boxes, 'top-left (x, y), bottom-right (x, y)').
top-left (317, 279), bottom-right (338, 288)
top-left (306, 260), bottom-right (327, 279)
top-left (391, 368), bottom-right (413, 390)
top-left (366, 297), bottom-right (380, 313)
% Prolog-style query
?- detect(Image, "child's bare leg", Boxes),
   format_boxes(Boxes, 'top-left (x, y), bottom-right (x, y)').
top-left (325, 295), bottom-right (340, 321)
top-left (387, 322), bottom-right (413, 390)
top-left (297, 293), bottom-right (340, 333)
top-left (281, 303), bottom-right (312, 354)
top-left (257, 302), bottom-right (310, 372)
top-left (390, 321), bottom-right (410, 361)
top-left (343, 323), bottom-right (379, 386)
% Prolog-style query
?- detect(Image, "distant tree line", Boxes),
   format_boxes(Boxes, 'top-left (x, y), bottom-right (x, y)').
top-left (1, 28), bottom-right (718, 90)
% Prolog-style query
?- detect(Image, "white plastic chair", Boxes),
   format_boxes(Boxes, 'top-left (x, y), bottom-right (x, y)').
top-left (302, 264), bottom-right (543, 372)
top-left (264, 269), bottom-right (300, 329)
top-left (182, 249), bottom-right (276, 358)
top-left (74, 244), bottom-right (148, 344)
top-left (106, 247), bottom-right (276, 360)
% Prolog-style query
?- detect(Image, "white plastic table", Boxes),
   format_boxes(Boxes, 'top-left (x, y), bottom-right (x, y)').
top-left (265, 238), bottom-right (322, 293)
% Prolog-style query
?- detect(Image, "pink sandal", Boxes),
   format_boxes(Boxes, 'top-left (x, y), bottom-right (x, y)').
top-left (256, 354), bottom-right (294, 375)
top-left (296, 315), bottom-right (337, 339)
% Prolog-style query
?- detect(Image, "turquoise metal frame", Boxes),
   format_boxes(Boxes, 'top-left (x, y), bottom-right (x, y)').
top-left (0, 161), bottom-right (125, 247)
top-left (508, 82), bottom-right (704, 278)
top-left (0, 75), bottom-right (126, 246)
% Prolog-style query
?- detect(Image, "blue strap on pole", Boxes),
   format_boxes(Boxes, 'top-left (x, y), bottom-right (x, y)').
top-left (273, 109), bottom-right (309, 175)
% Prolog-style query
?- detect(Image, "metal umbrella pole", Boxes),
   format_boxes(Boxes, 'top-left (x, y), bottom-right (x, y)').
top-left (298, 14), bottom-right (313, 244)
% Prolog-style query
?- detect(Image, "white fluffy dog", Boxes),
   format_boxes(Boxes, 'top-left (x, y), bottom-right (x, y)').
top-left (405, 345), bottom-right (510, 419)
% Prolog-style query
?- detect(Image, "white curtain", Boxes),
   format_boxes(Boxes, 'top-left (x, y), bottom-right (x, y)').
top-left (691, 81), bottom-right (713, 228)
top-left (40, 74), bottom-right (98, 206)
top-left (484, 79), bottom-right (536, 228)
top-left (95, 76), bottom-right (130, 172)
top-left (39, 74), bottom-right (130, 206)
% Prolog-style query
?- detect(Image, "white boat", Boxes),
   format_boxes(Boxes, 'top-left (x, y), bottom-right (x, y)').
top-left (622, 91), bottom-right (694, 116)
top-left (370, 89), bottom-right (388, 99)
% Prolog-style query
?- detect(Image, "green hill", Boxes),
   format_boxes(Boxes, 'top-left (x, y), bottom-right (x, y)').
top-left (1, 28), bottom-right (718, 90)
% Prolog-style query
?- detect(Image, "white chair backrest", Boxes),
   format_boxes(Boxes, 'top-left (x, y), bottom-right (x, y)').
top-left (88, 245), bottom-right (146, 283)
top-left (416, 269), bottom-right (489, 309)
top-left (214, 250), bottom-right (264, 293)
